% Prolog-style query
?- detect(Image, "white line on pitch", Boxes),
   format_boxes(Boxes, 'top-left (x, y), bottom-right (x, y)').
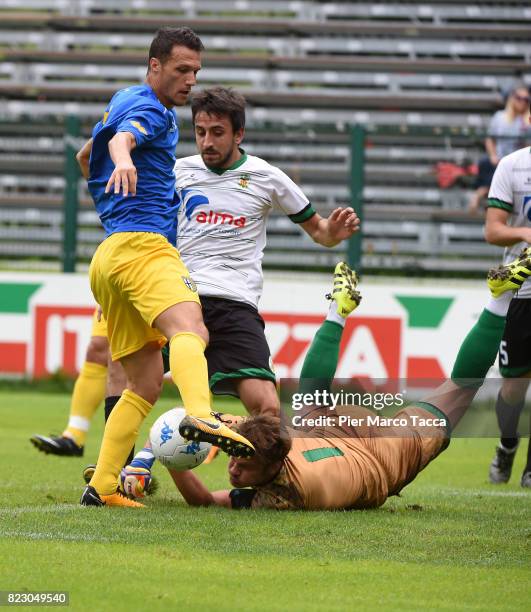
top-left (0, 504), bottom-right (76, 516)
top-left (422, 486), bottom-right (531, 498)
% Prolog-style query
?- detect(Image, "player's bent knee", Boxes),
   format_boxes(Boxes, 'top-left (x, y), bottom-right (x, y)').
top-left (154, 301), bottom-right (208, 345)
top-left (126, 375), bottom-right (163, 406)
top-left (120, 343), bottom-right (164, 405)
top-left (85, 335), bottom-right (109, 366)
top-left (107, 358), bottom-right (127, 396)
top-left (195, 322), bottom-right (209, 347)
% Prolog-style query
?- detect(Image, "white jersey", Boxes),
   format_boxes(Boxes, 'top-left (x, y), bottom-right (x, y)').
top-left (488, 146), bottom-right (531, 298)
top-left (174, 152), bottom-right (314, 307)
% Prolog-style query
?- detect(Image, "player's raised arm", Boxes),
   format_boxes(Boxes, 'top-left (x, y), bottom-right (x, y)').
top-left (301, 207), bottom-right (360, 247)
top-left (75, 138), bottom-right (93, 179)
top-left (270, 165), bottom-right (360, 247)
top-left (169, 468), bottom-right (231, 508)
top-left (105, 131), bottom-right (138, 197)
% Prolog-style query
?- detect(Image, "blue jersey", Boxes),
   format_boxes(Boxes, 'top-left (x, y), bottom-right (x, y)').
top-left (88, 84), bottom-right (179, 243)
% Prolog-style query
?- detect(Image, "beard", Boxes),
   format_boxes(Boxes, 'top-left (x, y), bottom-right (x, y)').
top-left (201, 147), bottom-right (234, 169)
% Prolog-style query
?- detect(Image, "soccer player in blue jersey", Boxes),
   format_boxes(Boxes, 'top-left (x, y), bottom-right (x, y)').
top-left (78, 27), bottom-right (254, 508)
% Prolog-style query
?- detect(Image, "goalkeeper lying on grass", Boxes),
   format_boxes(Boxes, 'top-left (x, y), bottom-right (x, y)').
top-left (123, 262), bottom-right (485, 510)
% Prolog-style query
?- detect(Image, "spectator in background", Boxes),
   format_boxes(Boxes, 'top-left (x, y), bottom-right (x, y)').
top-left (468, 84), bottom-right (531, 213)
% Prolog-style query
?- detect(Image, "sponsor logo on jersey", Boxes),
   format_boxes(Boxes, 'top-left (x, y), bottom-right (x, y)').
top-left (182, 276), bottom-right (198, 292)
top-left (238, 173), bottom-right (251, 189)
top-left (179, 188), bottom-right (210, 220)
top-left (196, 210), bottom-right (247, 228)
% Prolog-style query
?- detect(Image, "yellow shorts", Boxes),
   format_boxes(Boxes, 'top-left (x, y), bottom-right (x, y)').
top-left (91, 307), bottom-right (108, 338)
top-left (89, 232), bottom-right (200, 361)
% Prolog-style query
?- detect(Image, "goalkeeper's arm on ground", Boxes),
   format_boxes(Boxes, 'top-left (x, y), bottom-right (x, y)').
top-left (168, 469), bottom-right (231, 508)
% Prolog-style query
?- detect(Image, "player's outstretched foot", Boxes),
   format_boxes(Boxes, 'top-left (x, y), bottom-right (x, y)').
top-left (488, 444), bottom-right (518, 484)
top-left (521, 471), bottom-right (531, 488)
top-left (179, 413), bottom-right (255, 458)
top-left (30, 434), bottom-right (83, 457)
top-left (487, 247), bottom-right (531, 298)
top-left (80, 485), bottom-right (145, 508)
top-left (204, 413), bottom-right (245, 463)
top-left (326, 261), bottom-right (361, 318)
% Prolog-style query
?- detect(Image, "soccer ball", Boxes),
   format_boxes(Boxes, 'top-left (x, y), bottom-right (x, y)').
top-left (120, 466), bottom-right (151, 498)
top-left (149, 407), bottom-right (211, 471)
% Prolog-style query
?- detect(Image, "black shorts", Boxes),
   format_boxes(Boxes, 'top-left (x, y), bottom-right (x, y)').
top-left (162, 296), bottom-right (276, 397)
top-left (499, 298), bottom-right (531, 378)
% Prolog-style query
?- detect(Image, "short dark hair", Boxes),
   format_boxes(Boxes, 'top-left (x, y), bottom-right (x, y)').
top-left (236, 415), bottom-right (291, 467)
top-left (148, 27), bottom-right (204, 68)
top-left (191, 87), bottom-right (246, 132)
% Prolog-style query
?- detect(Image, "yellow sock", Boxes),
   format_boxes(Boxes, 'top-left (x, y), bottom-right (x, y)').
top-left (90, 389), bottom-right (152, 495)
top-left (63, 361), bottom-right (107, 446)
top-left (169, 332), bottom-right (211, 418)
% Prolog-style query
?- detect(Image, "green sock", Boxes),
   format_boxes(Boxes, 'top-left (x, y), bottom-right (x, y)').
top-left (299, 320), bottom-right (343, 394)
top-left (451, 308), bottom-right (506, 385)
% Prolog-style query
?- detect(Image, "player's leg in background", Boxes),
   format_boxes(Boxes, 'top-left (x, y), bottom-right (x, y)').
top-left (490, 375), bottom-right (531, 486)
top-left (87, 342), bottom-right (163, 498)
top-left (64, 335), bottom-right (109, 446)
top-left (521, 378), bottom-right (531, 487)
top-left (30, 334), bottom-right (108, 456)
top-left (235, 378), bottom-right (279, 416)
top-left (450, 292), bottom-right (510, 387)
top-left (299, 262), bottom-right (361, 395)
top-left (414, 294), bottom-right (512, 431)
top-left (488, 297), bottom-right (531, 486)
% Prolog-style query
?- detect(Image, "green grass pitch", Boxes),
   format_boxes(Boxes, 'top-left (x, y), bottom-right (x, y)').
top-left (1, 390), bottom-right (530, 611)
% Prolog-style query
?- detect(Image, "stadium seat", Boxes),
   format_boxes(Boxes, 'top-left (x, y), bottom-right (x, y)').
top-left (0, 0), bottom-right (529, 272)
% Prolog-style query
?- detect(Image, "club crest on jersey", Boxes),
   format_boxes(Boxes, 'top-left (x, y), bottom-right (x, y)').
top-left (238, 173), bottom-right (250, 189)
top-left (182, 276), bottom-right (197, 292)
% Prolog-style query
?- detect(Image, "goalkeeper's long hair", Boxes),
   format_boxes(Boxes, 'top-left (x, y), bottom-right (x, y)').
top-left (237, 415), bottom-right (291, 467)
